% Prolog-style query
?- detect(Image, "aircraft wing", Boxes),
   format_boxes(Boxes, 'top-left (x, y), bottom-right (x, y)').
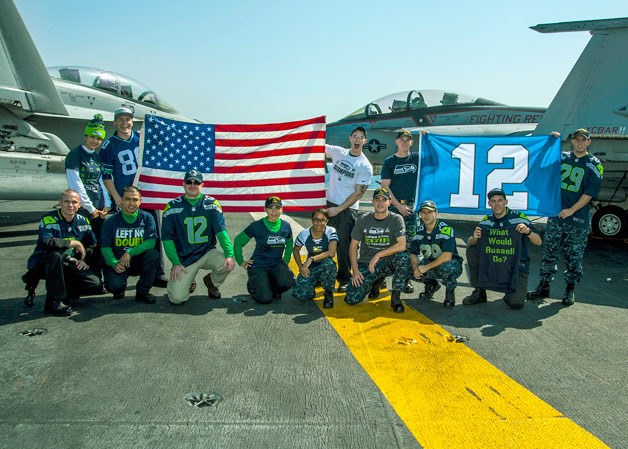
top-left (0, 0), bottom-right (68, 116)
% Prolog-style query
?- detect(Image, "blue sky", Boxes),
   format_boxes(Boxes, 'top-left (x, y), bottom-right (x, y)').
top-left (14, 0), bottom-right (628, 124)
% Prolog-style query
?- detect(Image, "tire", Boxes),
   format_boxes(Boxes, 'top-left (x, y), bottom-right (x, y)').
top-left (591, 205), bottom-right (627, 238)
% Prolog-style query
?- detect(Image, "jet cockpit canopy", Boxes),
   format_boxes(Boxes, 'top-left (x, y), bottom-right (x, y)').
top-left (344, 89), bottom-right (505, 120)
top-left (47, 66), bottom-right (179, 114)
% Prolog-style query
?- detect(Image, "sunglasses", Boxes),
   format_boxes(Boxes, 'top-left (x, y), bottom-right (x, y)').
top-left (185, 180), bottom-right (201, 185)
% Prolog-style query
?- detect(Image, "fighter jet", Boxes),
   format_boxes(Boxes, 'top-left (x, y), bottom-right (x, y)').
top-left (0, 0), bottom-right (200, 201)
top-left (327, 17), bottom-right (628, 239)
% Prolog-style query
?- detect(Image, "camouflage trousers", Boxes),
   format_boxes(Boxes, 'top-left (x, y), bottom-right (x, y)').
top-left (418, 258), bottom-right (463, 292)
top-left (538, 217), bottom-right (589, 285)
top-left (345, 252), bottom-right (408, 305)
top-left (292, 258), bottom-right (338, 301)
top-left (391, 206), bottom-right (417, 281)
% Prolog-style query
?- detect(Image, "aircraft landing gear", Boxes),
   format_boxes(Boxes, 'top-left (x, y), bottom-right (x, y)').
top-left (591, 205), bottom-right (627, 239)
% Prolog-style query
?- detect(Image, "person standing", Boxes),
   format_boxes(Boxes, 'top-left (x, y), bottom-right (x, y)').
top-left (345, 188), bottom-right (408, 313)
top-left (409, 200), bottom-right (463, 308)
top-left (161, 170), bottom-right (235, 304)
top-left (25, 190), bottom-right (102, 316)
top-left (380, 129), bottom-right (420, 294)
top-left (325, 126), bottom-right (373, 293)
top-left (528, 129), bottom-right (604, 305)
top-left (100, 186), bottom-right (160, 304)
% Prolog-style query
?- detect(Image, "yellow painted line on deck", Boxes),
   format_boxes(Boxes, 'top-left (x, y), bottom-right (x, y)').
top-left (312, 293), bottom-right (608, 448)
top-left (279, 213), bottom-right (607, 448)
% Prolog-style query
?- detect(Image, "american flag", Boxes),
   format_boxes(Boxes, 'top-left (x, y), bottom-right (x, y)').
top-left (136, 115), bottom-right (326, 212)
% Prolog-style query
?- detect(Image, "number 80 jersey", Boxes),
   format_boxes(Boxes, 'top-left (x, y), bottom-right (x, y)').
top-left (161, 195), bottom-right (227, 267)
top-left (100, 131), bottom-right (141, 198)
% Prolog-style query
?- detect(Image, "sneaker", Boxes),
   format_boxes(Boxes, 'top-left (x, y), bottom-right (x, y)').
top-left (527, 281), bottom-right (550, 300)
top-left (152, 275), bottom-right (168, 288)
top-left (404, 280), bottom-right (414, 294)
top-left (323, 290), bottom-right (334, 309)
top-left (419, 280), bottom-right (441, 300)
top-left (336, 283), bottom-right (348, 293)
top-left (443, 290), bottom-right (455, 308)
top-left (44, 300), bottom-right (72, 316)
top-left (562, 283), bottom-right (575, 306)
top-left (135, 293), bottom-right (156, 304)
top-left (203, 273), bottom-right (221, 299)
top-left (391, 291), bottom-right (404, 313)
top-left (462, 288), bottom-right (487, 305)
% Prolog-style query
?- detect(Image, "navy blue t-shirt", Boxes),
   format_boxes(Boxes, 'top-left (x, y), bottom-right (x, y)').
top-left (244, 218), bottom-right (292, 270)
top-left (294, 225), bottom-right (338, 262)
top-left (101, 210), bottom-right (157, 259)
top-left (380, 152), bottom-right (420, 203)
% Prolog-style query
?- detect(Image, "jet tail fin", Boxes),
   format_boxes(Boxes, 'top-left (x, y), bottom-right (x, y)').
top-left (532, 18), bottom-right (628, 146)
top-left (0, 0), bottom-right (67, 115)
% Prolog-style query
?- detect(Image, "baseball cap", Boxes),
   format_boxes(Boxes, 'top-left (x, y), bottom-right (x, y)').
top-left (572, 128), bottom-right (591, 140)
top-left (419, 200), bottom-right (437, 211)
top-left (396, 129), bottom-right (413, 139)
top-left (114, 107), bottom-right (134, 119)
top-left (265, 196), bottom-right (282, 207)
top-left (487, 187), bottom-right (506, 199)
top-left (372, 187), bottom-right (391, 199)
top-left (184, 169), bottom-right (203, 183)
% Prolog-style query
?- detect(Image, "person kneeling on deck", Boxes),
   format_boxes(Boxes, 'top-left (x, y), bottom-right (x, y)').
top-left (100, 186), bottom-right (160, 304)
top-left (25, 189), bottom-right (102, 316)
top-left (345, 188), bottom-right (408, 313)
top-left (409, 200), bottom-right (463, 308)
top-left (161, 170), bottom-right (235, 305)
top-left (292, 208), bottom-right (339, 308)
top-left (234, 196), bottom-right (295, 304)
top-left (463, 188), bottom-right (542, 309)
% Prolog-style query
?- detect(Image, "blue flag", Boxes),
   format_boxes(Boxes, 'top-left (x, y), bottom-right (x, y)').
top-left (417, 134), bottom-right (561, 216)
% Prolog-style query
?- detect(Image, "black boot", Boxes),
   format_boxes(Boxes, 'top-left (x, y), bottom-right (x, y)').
top-left (391, 291), bottom-right (404, 313)
top-left (527, 281), bottom-right (550, 300)
top-left (562, 283), bottom-right (575, 306)
top-left (323, 290), bottom-right (334, 309)
top-left (462, 288), bottom-right (487, 305)
top-left (44, 300), bottom-right (72, 316)
top-left (419, 280), bottom-right (441, 300)
top-left (443, 290), bottom-right (455, 308)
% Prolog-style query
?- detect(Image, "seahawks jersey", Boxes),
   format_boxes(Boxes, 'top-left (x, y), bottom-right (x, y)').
top-left (294, 225), bottom-right (338, 262)
top-left (27, 210), bottom-right (96, 269)
top-left (65, 145), bottom-right (106, 209)
top-left (100, 131), bottom-right (141, 197)
top-left (100, 210), bottom-right (157, 259)
top-left (560, 151), bottom-right (603, 228)
top-left (161, 195), bottom-right (227, 267)
top-left (244, 218), bottom-right (292, 270)
top-left (410, 219), bottom-right (462, 263)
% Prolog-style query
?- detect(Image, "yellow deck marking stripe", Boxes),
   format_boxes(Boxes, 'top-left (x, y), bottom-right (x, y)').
top-left (281, 214), bottom-right (607, 447)
top-left (314, 294), bottom-right (609, 448)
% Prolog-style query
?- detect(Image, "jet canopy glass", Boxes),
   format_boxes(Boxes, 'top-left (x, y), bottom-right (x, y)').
top-left (47, 66), bottom-right (179, 114)
top-left (344, 90), bottom-right (504, 120)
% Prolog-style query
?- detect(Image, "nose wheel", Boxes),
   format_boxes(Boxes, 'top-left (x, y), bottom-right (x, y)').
top-left (592, 205), bottom-right (627, 239)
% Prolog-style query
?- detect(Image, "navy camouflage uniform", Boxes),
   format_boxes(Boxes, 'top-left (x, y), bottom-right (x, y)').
top-left (293, 225), bottom-right (338, 301)
top-left (345, 252), bottom-right (408, 304)
top-left (537, 151), bottom-right (603, 286)
top-left (410, 220), bottom-right (463, 293)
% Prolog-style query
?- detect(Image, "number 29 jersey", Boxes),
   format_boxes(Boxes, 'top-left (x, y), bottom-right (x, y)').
top-left (409, 219), bottom-right (462, 263)
top-left (161, 195), bottom-right (227, 267)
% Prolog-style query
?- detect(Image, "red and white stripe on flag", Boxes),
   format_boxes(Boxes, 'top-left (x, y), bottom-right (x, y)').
top-left (136, 116), bottom-right (326, 212)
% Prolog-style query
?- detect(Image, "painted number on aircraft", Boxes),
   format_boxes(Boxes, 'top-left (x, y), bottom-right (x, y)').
top-left (184, 216), bottom-right (208, 244)
top-left (560, 164), bottom-right (585, 192)
top-left (450, 144), bottom-right (529, 209)
top-left (118, 147), bottom-right (140, 176)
